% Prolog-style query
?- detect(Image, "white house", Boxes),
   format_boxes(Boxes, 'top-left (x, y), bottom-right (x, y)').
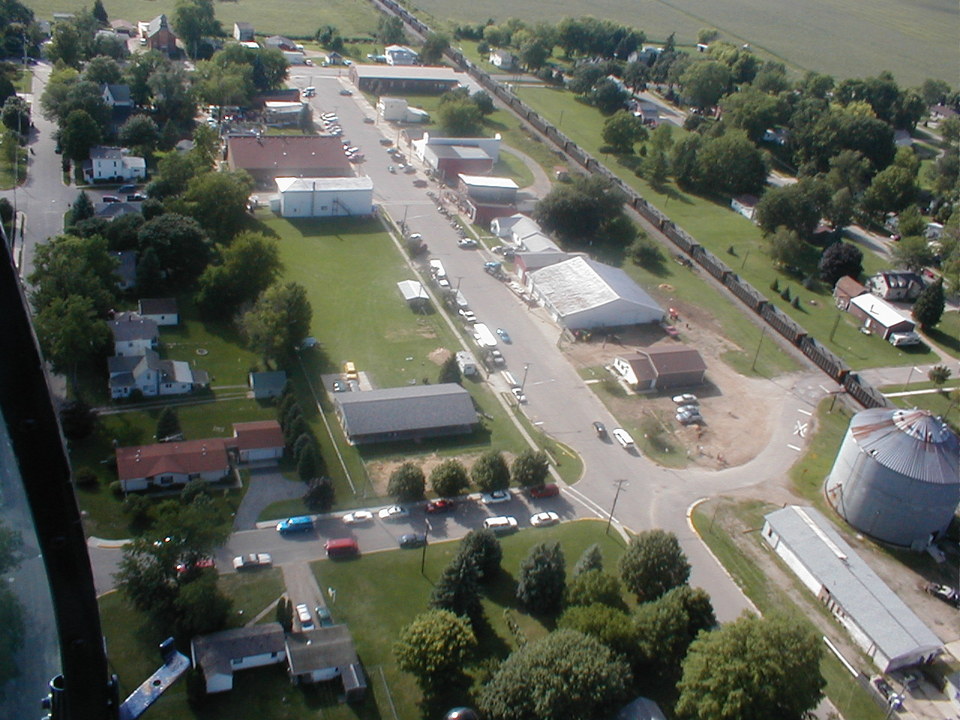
top-left (137, 297), bottom-right (179, 326)
top-left (866, 271), bottom-right (925, 302)
top-left (527, 256), bottom-right (665, 330)
top-left (275, 177), bottom-right (374, 218)
top-left (192, 624), bottom-right (287, 694)
top-left (107, 349), bottom-right (209, 400)
top-left (83, 146), bottom-right (146, 183)
top-left (762, 506), bottom-right (943, 672)
top-left (230, 421), bottom-right (285, 462)
top-left (109, 311), bottom-right (158, 357)
top-left (489, 49), bottom-right (516, 69)
top-left (101, 83), bottom-right (133, 109)
top-left (286, 626), bottom-right (361, 684)
top-left (113, 250), bottom-right (137, 291)
top-left (730, 194), bottom-right (759, 222)
top-left (376, 97), bottom-right (429, 123)
top-left (384, 44), bottom-right (418, 65)
top-left (233, 21), bottom-right (254, 41)
top-left (116, 437), bottom-right (231, 492)
top-left (248, 371), bottom-right (287, 399)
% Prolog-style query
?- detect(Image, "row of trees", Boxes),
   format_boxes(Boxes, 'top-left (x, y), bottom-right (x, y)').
top-left (395, 529), bottom-right (824, 719)
top-left (275, 383), bottom-right (333, 511)
top-left (386, 448), bottom-right (549, 502)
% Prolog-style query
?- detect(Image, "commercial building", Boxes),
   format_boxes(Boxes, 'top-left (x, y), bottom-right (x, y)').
top-left (274, 176), bottom-right (374, 217)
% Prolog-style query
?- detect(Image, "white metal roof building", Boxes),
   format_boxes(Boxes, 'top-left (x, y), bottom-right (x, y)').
top-left (762, 505), bottom-right (942, 673)
top-left (848, 293), bottom-right (915, 339)
top-left (527, 256), bottom-right (665, 330)
top-left (274, 177), bottom-right (373, 218)
top-left (826, 407), bottom-right (960, 546)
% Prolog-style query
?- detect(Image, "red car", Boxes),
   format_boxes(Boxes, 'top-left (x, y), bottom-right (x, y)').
top-left (176, 557), bottom-right (215, 575)
top-left (426, 499), bottom-right (455, 513)
top-left (529, 484), bottom-right (559, 499)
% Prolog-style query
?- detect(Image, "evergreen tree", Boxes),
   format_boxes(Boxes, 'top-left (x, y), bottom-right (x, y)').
top-left (439, 355), bottom-right (461, 384)
top-left (912, 280), bottom-right (945, 329)
top-left (516, 542), bottom-right (566, 615)
top-left (429, 555), bottom-right (484, 627)
top-left (135, 246), bottom-right (163, 296)
top-left (297, 445), bottom-right (320, 482)
top-left (456, 529), bottom-right (502, 582)
top-left (275, 597), bottom-right (293, 632)
top-left (156, 406), bottom-right (181, 442)
top-left (574, 543), bottom-right (604, 576)
top-left (71, 191), bottom-right (94, 224)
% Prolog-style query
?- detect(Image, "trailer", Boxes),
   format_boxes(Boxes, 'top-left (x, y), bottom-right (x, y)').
top-left (472, 323), bottom-right (498, 348)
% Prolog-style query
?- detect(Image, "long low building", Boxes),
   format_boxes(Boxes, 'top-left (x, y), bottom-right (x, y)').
top-left (762, 505), bottom-right (942, 673)
top-left (275, 176), bottom-right (373, 217)
top-left (333, 384), bottom-right (477, 444)
top-left (349, 64), bottom-right (463, 94)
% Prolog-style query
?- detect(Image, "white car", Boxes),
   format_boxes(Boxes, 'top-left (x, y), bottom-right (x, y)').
top-left (480, 489), bottom-right (511, 505)
top-left (232, 553), bottom-right (272, 570)
top-left (612, 428), bottom-right (636, 450)
top-left (511, 387), bottom-right (527, 404)
top-left (459, 310), bottom-right (477, 324)
top-left (672, 394), bottom-right (698, 405)
top-left (343, 510), bottom-right (374, 525)
top-left (483, 516), bottom-right (518, 535)
top-left (457, 238), bottom-right (478, 248)
top-left (295, 603), bottom-right (314, 630)
top-left (378, 505), bottom-right (410, 521)
top-left (676, 404), bottom-right (699, 415)
top-left (530, 511), bottom-right (560, 527)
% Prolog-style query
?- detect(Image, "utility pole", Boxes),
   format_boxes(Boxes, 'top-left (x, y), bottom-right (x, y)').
top-left (606, 479), bottom-right (628, 535)
top-left (751, 326), bottom-right (767, 372)
top-left (520, 362), bottom-right (531, 391)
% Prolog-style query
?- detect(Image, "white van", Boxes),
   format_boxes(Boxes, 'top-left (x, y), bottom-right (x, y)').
top-left (303, 86), bottom-right (316, 97)
top-left (483, 516), bottom-right (518, 535)
top-left (612, 428), bottom-right (636, 450)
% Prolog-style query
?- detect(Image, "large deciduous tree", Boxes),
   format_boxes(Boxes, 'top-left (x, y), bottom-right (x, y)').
top-left (890, 234), bottom-right (935, 272)
top-left (195, 232), bottom-right (282, 318)
top-left (59, 108), bottom-right (101, 162)
top-left (173, 0), bottom-right (223, 59)
top-left (516, 541), bottom-right (566, 615)
top-left (680, 60), bottom-right (731, 109)
top-left (602, 110), bottom-right (647, 153)
top-left (558, 603), bottom-right (636, 661)
top-left (137, 213), bottom-right (211, 284)
top-left (176, 170), bottom-right (254, 244)
top-left (565, 569), bottom-right (625, 609)
top-left (676, 614), bottom-right (824, 720)
top-left (470, 450), bottom-right (510, 493)
top-left (242, 282), bottom-right (313, 366)
top-left (618, 529), bottom-right (690, 603)
top-left (511, 449), bottom-right (549, 489)
top-left (394, 609), bottom-right (476, 695)
top-left (535, 175), bottom-right (629, 246)
top-left (387, 462), bottom-right (426, 502)
top-left (478, 629), bottom-right (632, 720)
top-left (430, 459), bottom-right (470, 498)
top-left (29, 234), bottom-right (118, 316)
top-left (34, 295), bottom-right (111, 390)
top-left (756, 183), bottom-right (822, 239)
top-left (437, 98), bottom-right (483, 136)
top-left (818, 242), bottom-right (863, 286)
top-left (697, 130), bottom-right (767, 196)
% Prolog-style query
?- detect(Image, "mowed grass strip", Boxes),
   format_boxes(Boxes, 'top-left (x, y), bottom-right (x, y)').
top-left (515, 85), bottom-right (943, 370)
top-left (312, 519), bottom-right (628, 720)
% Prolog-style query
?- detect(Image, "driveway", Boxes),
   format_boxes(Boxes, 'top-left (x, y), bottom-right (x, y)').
top-left (233, 465), bottom-right (306, 531)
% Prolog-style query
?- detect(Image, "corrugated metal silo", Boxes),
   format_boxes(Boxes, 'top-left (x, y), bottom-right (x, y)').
top-left (825, 407), bottom-right (960, 546)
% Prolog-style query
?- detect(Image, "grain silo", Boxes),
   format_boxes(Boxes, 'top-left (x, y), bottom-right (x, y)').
top-left (825, 407), bottom-right (960, 547)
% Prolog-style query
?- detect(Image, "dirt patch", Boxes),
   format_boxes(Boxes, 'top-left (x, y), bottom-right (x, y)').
top-left (427, 347), bottom-right (452, 365)
top-left (366, 451), bottom-right (518, 496)
top-left (561, 321), bottom-right (778, 470)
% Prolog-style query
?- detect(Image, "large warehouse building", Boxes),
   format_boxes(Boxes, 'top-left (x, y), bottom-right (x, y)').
top-left (527, 256), bottom-right (665, 330)
top-left (762, 505), bottom-right (942, 673)
top-left (274, 177), bottom-right (373, 218)
top-left (825, 407), bottom-right (959, 547)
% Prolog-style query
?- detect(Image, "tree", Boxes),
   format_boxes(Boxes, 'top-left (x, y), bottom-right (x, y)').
top-left (59, 108), bottom-right (101, 162)
top-left (680, 61), bottom-right (731, 109)
top-left (303, 477), bottom-right (335, 511)
top-left (470, 450), bottom-right (510, 493)
top-left (619, 529), bottom-right (690, 603)
top-left (388, 462), bottom-right (425, 502)
top-left (891, 235), bottom-right (935, 272)
top-left (825, 187), bottom-right (855, 230)
top-left (173, 0), bottom-right (223, 59)
top-left (557, 603), bottom-right (636, 661)
top-left (519, 37), bottom-right (551, 71)
top-left (928, 365), bottom-right (952, 389)
top-left (297, 444), bottom-right (321, 481)
top-left (430, 459), bottom-right (470, 498)
top-left (720, 87), bottom-right (782, 141)
top-left (59, 399), bottom-right (97, 440)
top-left (921, 78), bottom-right (951, 106)
top-left (766, 227), bottom-right (808, 270)
top-left (242, 282), bottom-right (313, 366)
top-left (156, 406), bottom-right (182, 442)
top-left (627, 234), bottom-right (666, 269)
top-left (430, 554), bottom-right (483, 626)
top-left (173, 572), bottom-right (232, 637)
top-left (420, 33), bottom-right (449, 64)
top-left (1, 95), bottom-right (30, 135)
top-left (478, 629), bottom-right (632, 720)
top-left (92, 0), bottom-right (108, 25)
top-left (29, 234), bottom-right (118, 316)
top-left (457, 528), bottom-right (502, 582)
top-left (84, 55), bottom-right (122, 85)
top-left (862, 164), bottom-right (918, 218)
top-left (676, 614), bottom-right (824, 720)
top-left (517, 542), bottom-right (566, 615)
top-left (177, 170), bottom-right (254, 244)
top-left (671, 133), bottom-right (703, 189)
top-left (602, 110), bottom-right (647, 153)
top-left (574, 543), bottom-right (603, 576)
top-left (438, 355), bottom-right (461, 384)
top-left (818, 242), bottom-right (863, 286)
top-left (697, 130), bottom-right (767, 196)
top-left (511, 449), bottom-right (550, 489)
top-left (377, 15), bottom-right (405, 44)
top-left (138, 213), bottom-right (212, 285)
top-left (912, 280), bottom-right (945, 329)
top-left (566, 569), bottom-right (625, 609)
top-left (437, 98), bottom-right (483, 136)
top-left (135, 246), bottom-right (163, 296)
top-left (633, 585), bottom-right (716, 690)
top-left (34, 295), bottom-right (111, 389)
top-left (756, 183), bottom-right (821, 239)
top-left (46, 22), bottom-right (83, 68)
top-left (590, 78), bottom-right (629, 114)
top-left (71, 190), bottom-right (94, 224)
top-left (195, 232), bottom-right (282, 318)
top-left (118, 114), bottom-right (160, 156)
top-left (535, 174), bottom-right (629, 246)
top-left (394, 609), bottom-right (476, 695)
top-left (472, 90), bottom-right (494, 116)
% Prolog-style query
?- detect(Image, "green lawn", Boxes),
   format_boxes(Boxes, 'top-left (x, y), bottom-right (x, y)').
top-left (789, 399), bottom-right (855, 505)
top-left (25, 0), bottom-right (381, 40)
top-left (412, 0), bottom-right (956, 86)
top-left (692, 501), bottom-right (888, 720)
top-left (515, 85), bottom-right (945, 370)
top-left (882, 384), bottom-right (960, 427)
top-left (312, 519), bottom-right (628, 719)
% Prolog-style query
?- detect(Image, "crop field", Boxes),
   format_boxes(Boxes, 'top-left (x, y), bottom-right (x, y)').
top-left (414, 0), bottom-right (956, 87)
top-left (24, 0), bottom-right (381, 41)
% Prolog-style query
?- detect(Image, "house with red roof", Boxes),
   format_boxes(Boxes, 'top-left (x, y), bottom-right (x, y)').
top-left (230, 421), bottom-right (285, 462)
top-left (116, 438), bottom-right (231, 492)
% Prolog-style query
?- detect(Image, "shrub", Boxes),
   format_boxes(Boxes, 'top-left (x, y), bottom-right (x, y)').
top-left (73, 466), bottom-right (99, 488)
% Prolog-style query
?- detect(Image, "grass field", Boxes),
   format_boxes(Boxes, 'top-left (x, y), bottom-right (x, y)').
top-left (417, 0), bottom-right (956, 87)
top-left (882, 383), bottom-right (960, 426)
top-left (24, 0), bottom-right (381, 41)
top-left (514, 85), bottom-right (948, 371)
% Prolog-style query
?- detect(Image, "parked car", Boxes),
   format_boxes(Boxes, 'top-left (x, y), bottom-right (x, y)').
top-left (332, 380), bottom-right (347, 392)
top-left (176, 557), bottom-right (215, 574)
top-left (676, 404), bottom-right (699, 415)
top-left (303, 86), bottom-right (316, 97)
top-left (511, 387), bottom-right (527, 403)
top-left (529, 483), bottom-right (559, 499)
top-left (496, 327), bottom-right (511, 343)
top-left (101, 195), bottom-right (120, 203)
top-left (399, 533), bottom-right (427, 548)
top-left (339, 88), bottom-right (353, 95)
top-left (296, 603), bottom-right (314, 630)
top-left (378, 505), bottom-right (409, 521)
top-left (342, 510), bottom-right (374, 525)
top-left (612, 428), bottom-right (636, 450)
top-left (530, 511), bottom-right (560, 527)
top-left (457, 238), bottom-right (478, 249)
top-left (677, 413), bottom-right (703, 426)
top-left (923, 582), bottom-right (960, 608)
top-left (276, 516), bottom-right (313, 534)
top-left (315, 606), bottom-right (333, 626)
top-left (459, 309), bottom-right (477, 324)
top-left (126, 193), bottom-right (147, 202)
top-left (672, 394), bottom-right (698, 404)
top-left (483, 516), bottom-right (518, 535)
top-left (872, 677), bottom-right (903, 709)
top-left (232, 553), bottom-right (272, 570)
top-left (117, 184), bottom-right (137, 195)
top-left (480, 490), bottom-right (511, 505)
top-left (426, 499), bottom-right (455, 513)
top-left (593, 421), bottom-right (607, 438)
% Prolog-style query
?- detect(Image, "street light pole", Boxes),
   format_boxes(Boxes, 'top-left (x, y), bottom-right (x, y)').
top-left (521, 362), bottom-right (531, 391)
top-left (606, 479), bottom-right (628, 535)
top-left (420, 518), bottom-right (432, 575)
